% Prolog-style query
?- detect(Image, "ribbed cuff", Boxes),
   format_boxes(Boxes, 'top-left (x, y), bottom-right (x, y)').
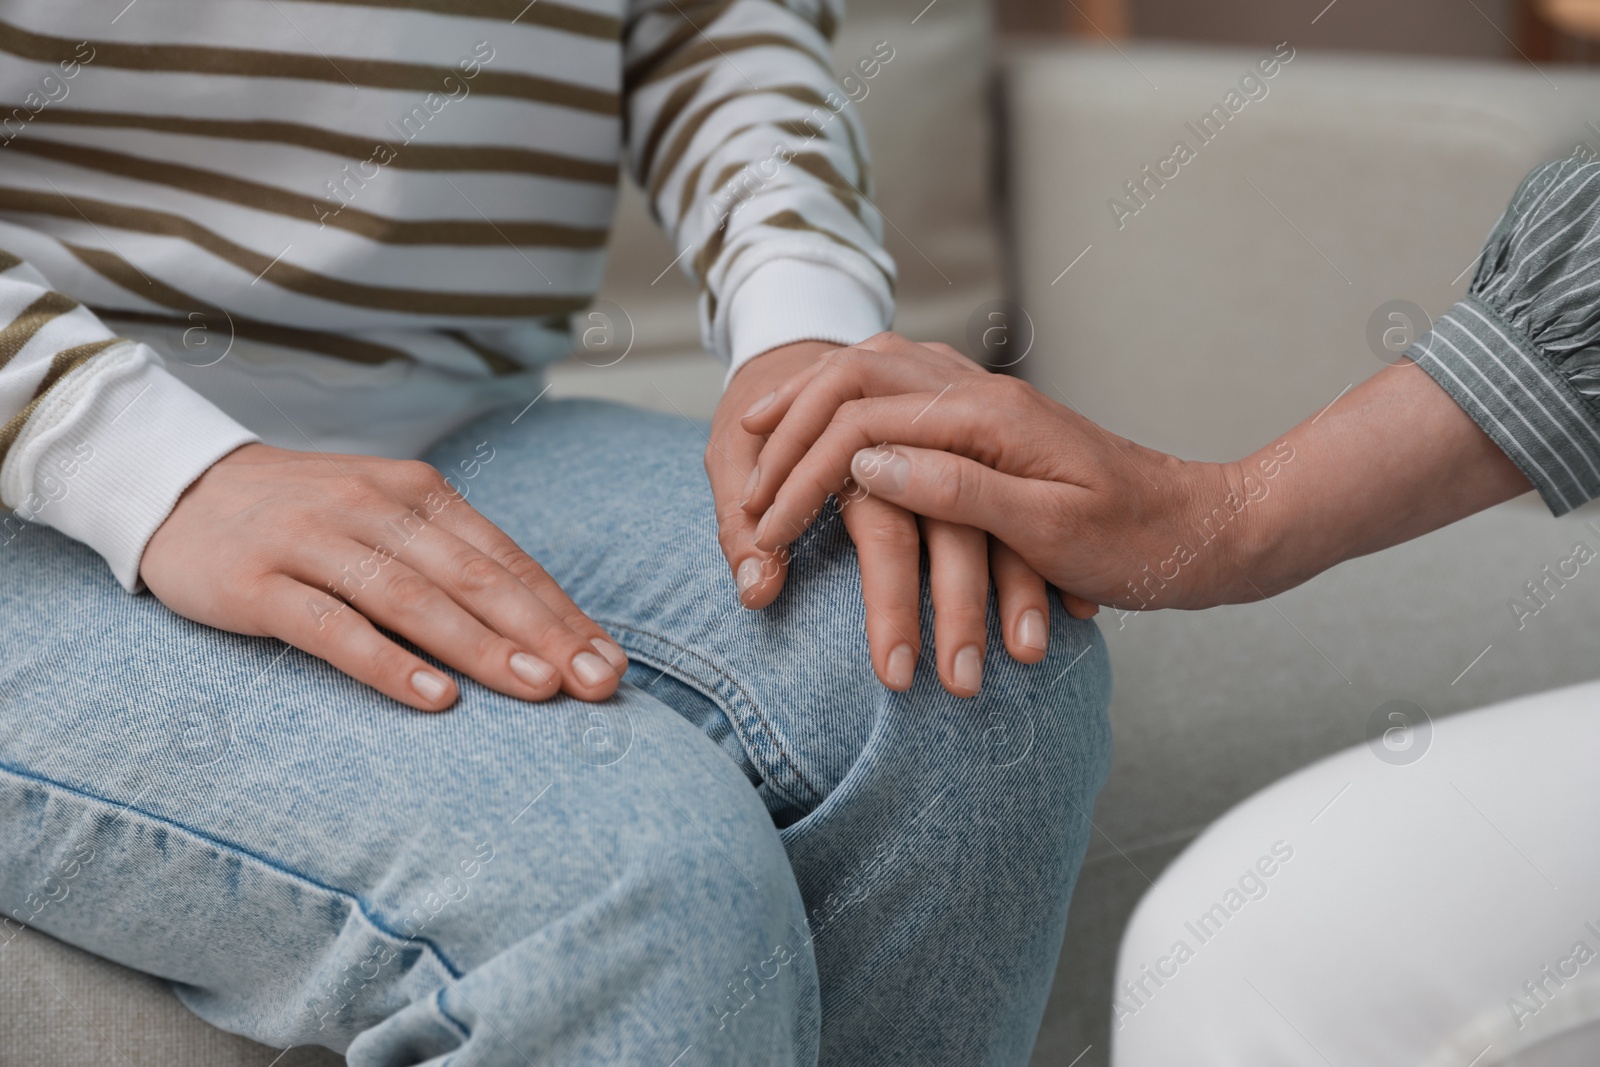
top-left (723, 259), bottom-right (891, 383)
top-left (2, 345), bottom-right (260, 591)
top-left (1407, 295), bottom-right (1600, 515)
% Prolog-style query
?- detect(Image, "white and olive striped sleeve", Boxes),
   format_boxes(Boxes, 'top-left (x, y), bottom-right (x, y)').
top-left (1406, 158), bottom-right (1600, 514)
top-left (623, 0), bottom-right (896, 377)
top-left (0, 250), bottom-right (257, 590)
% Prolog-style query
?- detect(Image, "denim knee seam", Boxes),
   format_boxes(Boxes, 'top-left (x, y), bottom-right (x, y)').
top-left (0, 760), bottom-right (465, 982)
top-left (434, 987), bottom-right (472, 1041)
top-left (596, 619), bottom-right (826, 812)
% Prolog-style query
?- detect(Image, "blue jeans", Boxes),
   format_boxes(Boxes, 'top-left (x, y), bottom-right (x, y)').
top-left (0, 399), bottom-right (1112, 1066)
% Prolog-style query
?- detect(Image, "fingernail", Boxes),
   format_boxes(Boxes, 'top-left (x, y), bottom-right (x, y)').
top-left (953, 645), bottom-right (983, 695)
top-left (886, 644), bottom-right (916, 689)
top-left (411, 669), bottom-right (449, 702)
top-left (852, 448), bottom-right (910, 493)
top-left (591, 638), bottom-right (628, 672)
top-left (510, 651), bottom-right (556, 687)
top-left (572, 651), bottom-right (614, 687)
top-left (754, 510), bottom-right (773, 544)
top-left (740, 464), bottom-right (760, 508)
top-left (743, 391), bottom-right (776, 420)
top-left (737, 557), bottom-right (764, 596)
top-left (1018, 609), bottom-right (1047, 652)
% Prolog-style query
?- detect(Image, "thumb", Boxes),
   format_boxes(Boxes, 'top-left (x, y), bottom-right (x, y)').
top-left (850, 444), bottom-right (1037, 543)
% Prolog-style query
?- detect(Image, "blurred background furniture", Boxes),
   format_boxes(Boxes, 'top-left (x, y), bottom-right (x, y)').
top-left (1523, 0), bottom-right (1600, 60)
top-left (1540, 0), bottom-right (1600, 40)
top-left (10, 0), bottom-right (1600, 1063)
top-left (1006, 49), bottom-right (1600, 1064)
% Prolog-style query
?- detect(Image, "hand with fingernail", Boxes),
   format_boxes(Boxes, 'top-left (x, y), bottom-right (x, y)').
top-left (711, 335), bottom-right (1063, 699)
top-left (736, 332), bottom-right (1242, 618)
top-left (142, 444), bottom-right (630, 712)
top-left (736, 331), bottom-right (1537, 623)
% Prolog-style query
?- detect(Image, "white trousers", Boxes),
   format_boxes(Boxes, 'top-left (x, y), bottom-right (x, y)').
top-left (1112, 681), bottom-right (1600, 1067)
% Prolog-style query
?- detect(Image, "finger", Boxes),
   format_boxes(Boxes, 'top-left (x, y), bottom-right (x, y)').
top-left (918, 341), bottom-right (970, 363)
top-left (263, 575), bottom-right (461, 712)
top-left (375, 462), bottom-right (628, 676)
top-left (847, 444), bottom-right (1054, 544)
top-left (736, 331), bottom-right (947, 435)
top-left (305, 541), bottom-right (577, 703)
top-left (356, 521), bottom-right (620, 701)
top-left (851, 331), bottom-right (972, 360)
top-left (1060, 589), bottom-right (1101, 619)
top-left (839, 490), bottom-right (922, 691)
top-left (753, 392), bottom-right (944, 550)
top-left (739, 337), bottom-right (975, 436)
top-left (738, 355), bottom-right (831, 434)
top-left (704, 413), bottom-right (788, 609)
top-left (742, 349), bottom-right (980, 516)
top-left (755, 408), bottom-right (1050, 555)
top-left (922, 518), bottom-right (988, 697)
top-left (991, 538), bottom-right (1050, 664)
top-left (753, 387), bottom-right (1018, 551)
top-left (436, 501), bottom-right (631, 673)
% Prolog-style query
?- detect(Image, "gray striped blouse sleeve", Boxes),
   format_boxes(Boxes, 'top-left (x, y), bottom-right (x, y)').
top-left (1405, 158), bottom-right (1600, 515)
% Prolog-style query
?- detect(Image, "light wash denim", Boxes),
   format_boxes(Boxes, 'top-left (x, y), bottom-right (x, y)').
top-left (0, 399), bottom-right (1112, 1066)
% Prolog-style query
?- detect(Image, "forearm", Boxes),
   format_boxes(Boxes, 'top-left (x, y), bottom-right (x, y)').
top-left (1222, 362), bottom-right (1533, 602)
top-left (622, 0), bottom-right (893, 374)
top-left (1217, 155), bottom-right (1600, 604)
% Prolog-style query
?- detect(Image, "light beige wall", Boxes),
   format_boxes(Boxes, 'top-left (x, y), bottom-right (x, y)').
top-left (1004, 43), bottom-right (1600, 460)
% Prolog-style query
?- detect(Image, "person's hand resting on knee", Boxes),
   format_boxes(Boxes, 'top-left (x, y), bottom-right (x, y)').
top-left (141, 446), bottom-right (629, 712)
top-left (709, 339), bottom-right (1065, 699)
top-left (729, 160), bottom-right (1600, 634)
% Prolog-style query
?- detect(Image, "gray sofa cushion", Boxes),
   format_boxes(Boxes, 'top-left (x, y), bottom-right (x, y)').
top-left (2, 925), bottom-right (340, 1065)
top-left (1005, 44), bottom-right (1600, 1064)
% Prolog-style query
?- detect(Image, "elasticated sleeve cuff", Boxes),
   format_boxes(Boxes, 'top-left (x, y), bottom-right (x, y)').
top-left (1, 343), bottom-right (259, 591)
top-left (1409, 295), bottom-right (1600, 514)
top-left (1405, 158), bottom-right (1600, 515)
top-left (723, 259), bottom-right (891, 383)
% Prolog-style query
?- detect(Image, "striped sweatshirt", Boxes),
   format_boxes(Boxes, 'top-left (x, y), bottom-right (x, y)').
top-left (1407, 158), bottom-right (1600, 515)
top-left (0, 0), bottom-right (895, 591)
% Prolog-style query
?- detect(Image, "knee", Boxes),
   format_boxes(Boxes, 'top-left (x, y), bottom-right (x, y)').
top-left (533, 744), bottom-right (820, 1054)
top-left (662, 801), bottom-right (819, 1041)
top-left (376, 713), bottom-right (820, 1059)
top-left (741, 569), bottom-right (1112, 826)
top-left (975, 606), bottom-right (1113, 794)
top-left (640, 744), bottom-right (804, 926)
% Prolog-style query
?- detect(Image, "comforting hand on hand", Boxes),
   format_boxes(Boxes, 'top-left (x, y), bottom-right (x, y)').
top-left (710, 339), bottom-right (1063, 698)
top-left (141, 444), bottom-right (628, 711)
top-left (146, 332), bottom-right (1223, 713)
top-left (736, 334), bottom-right (1259, 615)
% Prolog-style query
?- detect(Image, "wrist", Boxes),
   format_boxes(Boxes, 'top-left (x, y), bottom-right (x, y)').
top-left (733, 339), bottom-right (835, 378)
top-left (1149, 448), bottom-right (1297, 610)
top-left (720, 340), bottom-right (835, 411)
top-left (9, 350), bottom-right (260, 594)
top-left (1146, 457), bottom-right (1249, 609)
top-left (1208, 438), bottom-right (1303, 604)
